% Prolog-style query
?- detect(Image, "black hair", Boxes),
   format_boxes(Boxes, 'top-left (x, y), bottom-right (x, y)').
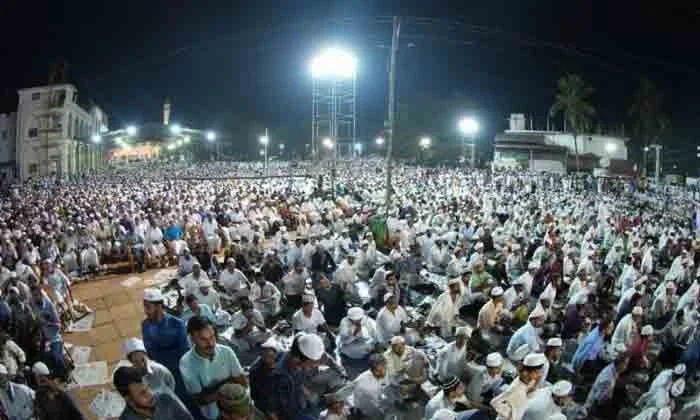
top-left (184, 294), bottom-right (198, 305)
top-left (186, 315), bottom-right (214, 335)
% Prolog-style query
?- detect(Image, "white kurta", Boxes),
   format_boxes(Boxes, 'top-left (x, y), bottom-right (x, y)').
top-left (375, 306), bottom-right (408, 345)
top-left (491, 378), bottom-right (531, 420)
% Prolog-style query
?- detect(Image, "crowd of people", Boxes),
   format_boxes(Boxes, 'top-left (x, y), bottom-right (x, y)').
top-left (0, 160), bottom-right (697, 420)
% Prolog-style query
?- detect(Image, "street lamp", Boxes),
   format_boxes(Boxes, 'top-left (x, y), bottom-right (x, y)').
top-left (91, 134), bottom-right (101, 143)
top-left (419, 137), bottom-right (432, 149)
top-left (322, 137), bottom-right (334, 149)
top-left (126, 125), bottom-right (138, 136)
top-left (260, 132), bottom-right (269, 175)
top-left (170, 124), bottom-right (182, 135)
top-left (206, 131), bottom-right (216, 142)
top-left (375, 137), bottom-right (385, 146)
top-left (458, 117), bottom-right (479, 167)
top-left (279, 144), bottom-right (285, 150)
top-left (310, 47), bottom-right (357, 80)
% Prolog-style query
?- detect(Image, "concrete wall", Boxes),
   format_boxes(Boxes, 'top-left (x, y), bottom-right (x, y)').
top-left (545, 133), bottom-right (627, 160)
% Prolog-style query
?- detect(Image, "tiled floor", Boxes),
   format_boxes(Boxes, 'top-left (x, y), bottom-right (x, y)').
top-left (67, 269), bottom-right (158, 419)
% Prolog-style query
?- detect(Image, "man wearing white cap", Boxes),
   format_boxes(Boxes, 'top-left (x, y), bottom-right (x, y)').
top-left (435, 326), bottom-right (471, 382)
top-left (427, 277), bottom-right (465, 338)
top-left (521, 380), bottom-right (572, 420)
top-left (375, 292), bottom-right (409, 345)
top-left (337, 307), bottom-right (376, 364)
top-left (123, 337), bottom-right (176, 395)
top-left (540, 338), bottom-right (563, 387)
top-left (178, 261), bottom-right (210, 297)
top-left (249, 269), bottom-right (282, 321)
top-left (506, 304), bottom-right (546, 361)
top-left (424, 376), bottom-right (473, 420)
top-left (492, 353), bottom-right (545, 420)
top-left (516, 261), bottom-right (538, 300)
top-left (638, 363), bottom-right (686, 410)
top-left (218, 258), bottom-right (249, 298)
top-left (611, 305), bottom-right (643, 357)
top-left (478, 286), bottom-right (506, 332)
top-left (192, 278), bottom-right (221, 311)
top-left (465, 352), bottom-right (504, 405)
top-left (0, 362), bottom-right (35, 420)
top-left (291, 294), bottom-right (328, 335)
top-left (651, 281), bottom-right (675, 329)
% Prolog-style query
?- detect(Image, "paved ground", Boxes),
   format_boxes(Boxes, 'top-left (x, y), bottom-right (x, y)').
top-left (67, 269), bottom-right (160, 419)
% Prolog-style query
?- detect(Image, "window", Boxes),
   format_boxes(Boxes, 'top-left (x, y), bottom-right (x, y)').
top-left (28, 128), bottom-right (38, 138)
top-left (31, 92), bottom-right (40, 100)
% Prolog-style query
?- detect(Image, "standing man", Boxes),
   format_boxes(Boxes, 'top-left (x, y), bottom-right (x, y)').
top-left (179, 316), bottom-right (247, 420)
top-left (114, 366), bottom-right (193, 420)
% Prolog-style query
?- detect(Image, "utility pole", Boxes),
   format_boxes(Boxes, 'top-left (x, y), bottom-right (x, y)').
top-left (650, 144), bottom-right (662, 184)
top-left (384, 16), bottom-right (400, 221)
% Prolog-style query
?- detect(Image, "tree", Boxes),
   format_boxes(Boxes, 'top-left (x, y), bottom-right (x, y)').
top-left (629, 78), bottom-right (669, 150)
top-left (549, 74), bottom-right (596, 171)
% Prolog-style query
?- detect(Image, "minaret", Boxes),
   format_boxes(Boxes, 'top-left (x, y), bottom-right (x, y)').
top-left (163, 97), bottom-right (171, 126)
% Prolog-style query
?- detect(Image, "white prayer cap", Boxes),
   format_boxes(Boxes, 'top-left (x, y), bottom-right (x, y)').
top-left (546, 337), bottom-right (563, 347)
top-left (431, 409), bottom-right (457, 420)
top-left (302, 294), bottom-right (315, 304)
top-left (347, 307), bottom-right (364, 321)
top-left (0, 364), bottom-right (7, 375)
top-left (448, 277), bottom-right (461, 286)
top-left (192, 261), bottom-right (201, 267)
top-left (383, 293), bottom-right (396, 303)
top-left (511, 243), bottom-right (521, 251)
top-left (490, 287), bottom-right (504, 297)
top-left (671, 378), bottom-right (685, 397)
top-left (512, 344), bottom-right (531, 361)
top-left (261, 337), bottom-right (280, 352)
top-left (298, 333), bottom-right (325, 361)
top-left (656, 407), bottom-right (671, 420)
top-left (548, 414), bottom-right (567, 420)
top-left (529, 304), bottom-right (546, 319)
top-left (455, 326), bottom-right (472, 337)
top-left (143, 288), bottom-right (164, 303)
top-left (641, 325), bottom-right (654, 336)
top-left (231, 313), bottom-right (248, 330)
top-left (390, 336), bottom-right (405, 345)
top-left (666, 282), bottom-right (675, 290)
top-left (632, 306), bottom-right (644, 316)
top-left (123, 337), bottom-right (147, 355)
top-left (199, 278), bottom-right (212, 288)
top-left (32, 362), bottom-right (50, 376)
top-left (523, 353), bottom-right (546, 368)
top-left (475, 242), bottom-right (484, 250)
top-left (551, 380), bottom-right (572, 397)
top-left (486, 352), bottom-right (503, 367)
top-left (634, 276), bottom-right (647, 287)
top-left (528, 261), bottom-right (539, 270)
top-left (674, 363), bottom-right (686, 375)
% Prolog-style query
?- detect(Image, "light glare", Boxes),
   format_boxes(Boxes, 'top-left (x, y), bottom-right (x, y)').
top-left (310, 47), bottom-right (357, 79)
top-left (458, 117), bottom-right (479, 136)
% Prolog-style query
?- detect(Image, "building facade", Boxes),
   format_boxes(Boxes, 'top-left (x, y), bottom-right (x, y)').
top-left (16, 84), bottom-right (108, 180)
top-left (0, 113), bottom-right (17, 178)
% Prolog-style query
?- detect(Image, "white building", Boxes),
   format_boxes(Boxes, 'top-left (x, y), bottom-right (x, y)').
top-left (16, 84), bottom-right (108, 180)
top-left (494, 113), bottom-right (629, 173)
top-left (0, 113), bottom-right (17, 178)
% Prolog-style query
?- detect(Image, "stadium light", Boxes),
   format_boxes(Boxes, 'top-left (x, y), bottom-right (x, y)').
top-left (458, 117), bottom-right (479, 136)
top-left (322, 137), bottom-right (334, 149)
top-left (206, 131), bottom-right (216, 142)
top-left (126, 125), bottom-right (138, 136)
top-left (279, 144), bottom-right (285, 150)
top-left (419, 137), bottom-right (432, 149)
top-left (91, 134), bottom-right (101, 143)
top-left (310, 47), bottom-right (357, 80)
top-left (259, 135), bottom-right (269, 145)
top-left (170, 124), bottom-right (182, 135)
top-left (375, 137), bottom-right (385, 146)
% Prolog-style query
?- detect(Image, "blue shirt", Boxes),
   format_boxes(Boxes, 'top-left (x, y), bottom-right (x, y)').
top-left (248, 354), bottom-right (281, 414)
top-left (142, 314), bottom-right (190, 378)
top-left (164, 226), bottom-right (183, 241)
top-left (179, 344), bottom-right (243, 420)
top-left (269, 353), bottom-right (307, 420)
top-left (506, 322), bottom-right (541, 358)
top-left (572, 326), bottom-right (605, 371)
top-left (31, 295), bottom-right (61, 341)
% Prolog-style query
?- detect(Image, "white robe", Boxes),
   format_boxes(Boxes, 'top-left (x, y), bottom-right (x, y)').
top-left (491, 378), bottom-right (531, 420)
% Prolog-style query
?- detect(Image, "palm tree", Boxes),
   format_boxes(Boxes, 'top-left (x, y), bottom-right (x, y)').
top-left (550, 74), bottom-right (596, 171)
top-left (629, 78), bottom-right (668, 175)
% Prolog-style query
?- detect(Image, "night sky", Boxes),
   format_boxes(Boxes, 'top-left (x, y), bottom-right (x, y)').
top-left (2, 1), bottom-right (699, 167)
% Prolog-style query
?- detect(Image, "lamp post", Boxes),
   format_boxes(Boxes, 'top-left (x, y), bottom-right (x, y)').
top-left (458, 117), bottom-right (479, 168)
top-left (419, 136), bottom-right (431, 162)
top-left (260, 129), bottom-right (269, 176)
top-left (643, 146), bottom-right (650, 177)
top-left (322, 137), bottom-right (336, 198)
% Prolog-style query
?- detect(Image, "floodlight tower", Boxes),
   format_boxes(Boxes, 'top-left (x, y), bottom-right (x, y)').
top-left (310, 47), bottom-right (357, 160)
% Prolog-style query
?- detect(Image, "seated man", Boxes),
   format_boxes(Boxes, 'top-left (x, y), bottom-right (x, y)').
top-left (375, 293), bottom-right (409, 346)
top-left (193, 279), bottom-right (221, 311)
top-left (218, 258), bottom-right (249, 298)
top-left (249, 270), bottom-right (282, 322)
top-left (477, 287), bottom-right (506, 333)
top-left (426, 278), bottom-right (465, 338)
top-left (181, 294), bottom-right (216, 326)
top-left (352, 354), bottom-right (389, 419)
top-left (177, 248), bottom-right (199, 277)
top-left (465, 352), bottom-right (504, 406)
top-left (114, 366), bottom-right (193, 420)
top-left (337, 307), bottom-right (377, 376)
top-left (178, 262), bottom-right (209, 297)
top-left (291, 294), bottom-right (329, 335)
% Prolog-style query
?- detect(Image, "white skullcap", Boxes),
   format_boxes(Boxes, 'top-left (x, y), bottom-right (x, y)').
top-left (32, 362), bottom-right (50, 376)
top-left (666, 282), bottom-right (675, 290)
top-left (523, 353), bottom-right (546, 368)
top-left (261, 337), bottom-right (280, 351)
top-left (199, 278), bottom-right (212, 288)
top-left (548, 414), bottom-right (567, 420)
top-left (383, 293), bottom-right (395, 303)
top-left (656, 407), bottom-right (671, 420)
top-left (486, 352), bottom-right (503, 367)
top-left (231, 313), bottom-right (248, 330)
top-left (390, 336), bottom-right (405, 345)
top-left (143, 288), bottom-right (164, 303)
top-left (674, 363), bottom-right (686, 375)
top-left (302, 294), bottom-right (315, 304)
top-left (475, 242), bottom-right (484, 250)
top-left (347, 307), bottom-right (364, 321)
top-left (529, 304), bottom-right (546, 319)
top-left (123, 337), bottom-right (146, 355)
top-left (671, 378), bottom-right (685, 397)
top-left (512, 344), bottom-right (531, 361)
top-left (546, 337), bottom-right (563, 347)
top-left (528, 261), bottom-right (539, 270)
top-left (0, 364), bottom-right (7, 375)
top-left (491, 287), bottom-right (504, 297)
top-left (298, 333), bottom-right (325, 361)
top-left (551, 380), bottom-right (572, 397)
top-left (192, 261), bottom-right (201, 267)
top-left (431, 409), bottom-right (457, 420)
top-left (641, 325), bottom-right (654, 336)
top-left (511, 243), bottom-right (521, 251)
top-left (632, 306), bottom-right (643, 316)
top-left (455, 326), bottom-right (472, 337)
